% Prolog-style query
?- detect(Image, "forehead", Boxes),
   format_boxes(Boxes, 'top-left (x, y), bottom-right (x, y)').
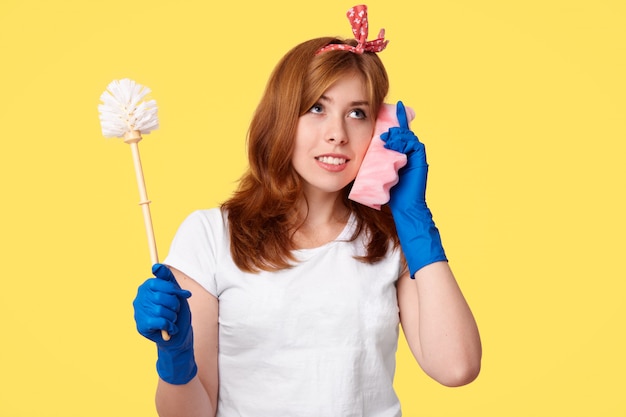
top-left (319, 72), bottom-right (368, 102)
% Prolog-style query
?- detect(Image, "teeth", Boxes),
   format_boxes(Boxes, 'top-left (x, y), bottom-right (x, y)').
top-left (317, 156), bottom-right (346, 165)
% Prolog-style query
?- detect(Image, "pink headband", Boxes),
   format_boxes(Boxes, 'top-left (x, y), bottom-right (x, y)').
top-left (316, 4), bottom-right (388, 55)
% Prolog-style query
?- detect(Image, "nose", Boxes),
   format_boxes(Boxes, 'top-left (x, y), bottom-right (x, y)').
top-left (326, 115), bottom-right (348, 145)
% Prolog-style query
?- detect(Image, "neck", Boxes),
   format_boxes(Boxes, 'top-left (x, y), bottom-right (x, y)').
top-left (296, 189), bottom-right (349, 227)
top-left (291, 190), bottom-right (351, 249)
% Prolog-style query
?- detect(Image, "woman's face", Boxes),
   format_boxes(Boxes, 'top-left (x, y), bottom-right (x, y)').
top-left (292, 73), bottom-right (375, 197)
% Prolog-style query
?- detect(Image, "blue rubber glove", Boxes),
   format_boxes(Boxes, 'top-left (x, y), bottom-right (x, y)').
top-left (381, 101), bottom-right (447, 278)
top-left (133, 263), bottom-right (197, 385)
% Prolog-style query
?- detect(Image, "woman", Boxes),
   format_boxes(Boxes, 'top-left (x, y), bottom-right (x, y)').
top-left (133, 5), bottom-right (481, 416)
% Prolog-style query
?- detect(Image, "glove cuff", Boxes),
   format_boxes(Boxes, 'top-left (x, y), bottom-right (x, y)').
top-left (393, 206), bottom-right (447, 278)
top-left (156, 344), bottom-right (198, 385)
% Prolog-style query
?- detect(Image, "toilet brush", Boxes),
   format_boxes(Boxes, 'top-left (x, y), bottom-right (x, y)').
top-left (98, 78), bottom-right (170, 340)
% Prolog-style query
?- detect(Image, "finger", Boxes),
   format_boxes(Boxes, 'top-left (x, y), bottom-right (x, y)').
top-left (153, 281), bottom-right (191, 300)
top-left (152, 263), bottom-right (175, 282)
top-left (152, 290), bottom-right (184, 312)
top-left (396, 101), bottom-right (409, 130)
top-left (136, 281), bottom-right (181, 312)
top-left (137, 314), bottom-right (176, 336)
top-left (134, 295), bottom-right (178, 332)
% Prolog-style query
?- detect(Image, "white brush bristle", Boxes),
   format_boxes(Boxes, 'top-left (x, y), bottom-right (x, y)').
top-left (98, 78), bottom-right (159, 138)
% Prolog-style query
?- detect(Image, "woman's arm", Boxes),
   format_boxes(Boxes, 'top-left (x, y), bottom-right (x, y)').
top-left (397, 261), bottom-right (481, 387)
top-left (155, 267), bottom-right (219, 417)
top-left (380, 102), bottom-right (481, 385)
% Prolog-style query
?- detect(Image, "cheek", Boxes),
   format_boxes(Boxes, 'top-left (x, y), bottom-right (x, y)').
top-left (355, 140), bottom-right (370, 160)
top-left (292, 122), bottom-right (309, 157)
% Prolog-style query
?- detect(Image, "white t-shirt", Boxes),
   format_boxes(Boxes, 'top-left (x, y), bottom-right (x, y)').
top-left (164, 208), bottom-right (404, 417)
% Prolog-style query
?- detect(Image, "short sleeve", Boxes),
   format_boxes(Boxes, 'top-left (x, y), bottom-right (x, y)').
top-left (163, 208), bottom-right (225, 297)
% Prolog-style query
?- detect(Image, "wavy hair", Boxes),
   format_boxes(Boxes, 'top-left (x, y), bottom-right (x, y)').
top-left (222, 37), bottom-right (399, 272)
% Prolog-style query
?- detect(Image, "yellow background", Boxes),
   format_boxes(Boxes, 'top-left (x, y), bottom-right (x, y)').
top-left (1, 0), bottom-right (624, 415)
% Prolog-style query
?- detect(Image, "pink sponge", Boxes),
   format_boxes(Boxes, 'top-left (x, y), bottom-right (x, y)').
top-left (348, 102), bottom-right (415, 210)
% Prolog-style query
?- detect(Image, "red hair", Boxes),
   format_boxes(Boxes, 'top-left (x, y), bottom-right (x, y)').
top-left (222, 37), bottom-right (399, 272)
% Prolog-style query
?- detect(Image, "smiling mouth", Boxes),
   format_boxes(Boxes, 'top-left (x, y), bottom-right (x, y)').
top-left (316, 156), bottom-right (348, 165)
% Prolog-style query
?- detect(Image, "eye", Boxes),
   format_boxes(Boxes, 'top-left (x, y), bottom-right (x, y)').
top-left (349, 108), bottom-right (367, 119)
top-left (308, 103), bottom-right (324, 114)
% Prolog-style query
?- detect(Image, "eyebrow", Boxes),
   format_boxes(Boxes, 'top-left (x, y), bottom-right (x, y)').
top-left (318, 95), bottom-right (370, 107)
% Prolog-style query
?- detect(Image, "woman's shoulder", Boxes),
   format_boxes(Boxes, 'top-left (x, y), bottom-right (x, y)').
top-left (175, 207), bottom-right (228, 238)
top-left (182, 206), bottom-right (227, 223)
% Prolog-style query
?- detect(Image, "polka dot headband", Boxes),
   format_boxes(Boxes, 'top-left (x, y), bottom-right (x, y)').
top-left (316, 4), bottom-right (388, 55)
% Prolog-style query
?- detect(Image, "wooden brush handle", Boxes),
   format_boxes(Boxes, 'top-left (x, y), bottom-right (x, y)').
top-left (125, 131), bottom-right (171, 341)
